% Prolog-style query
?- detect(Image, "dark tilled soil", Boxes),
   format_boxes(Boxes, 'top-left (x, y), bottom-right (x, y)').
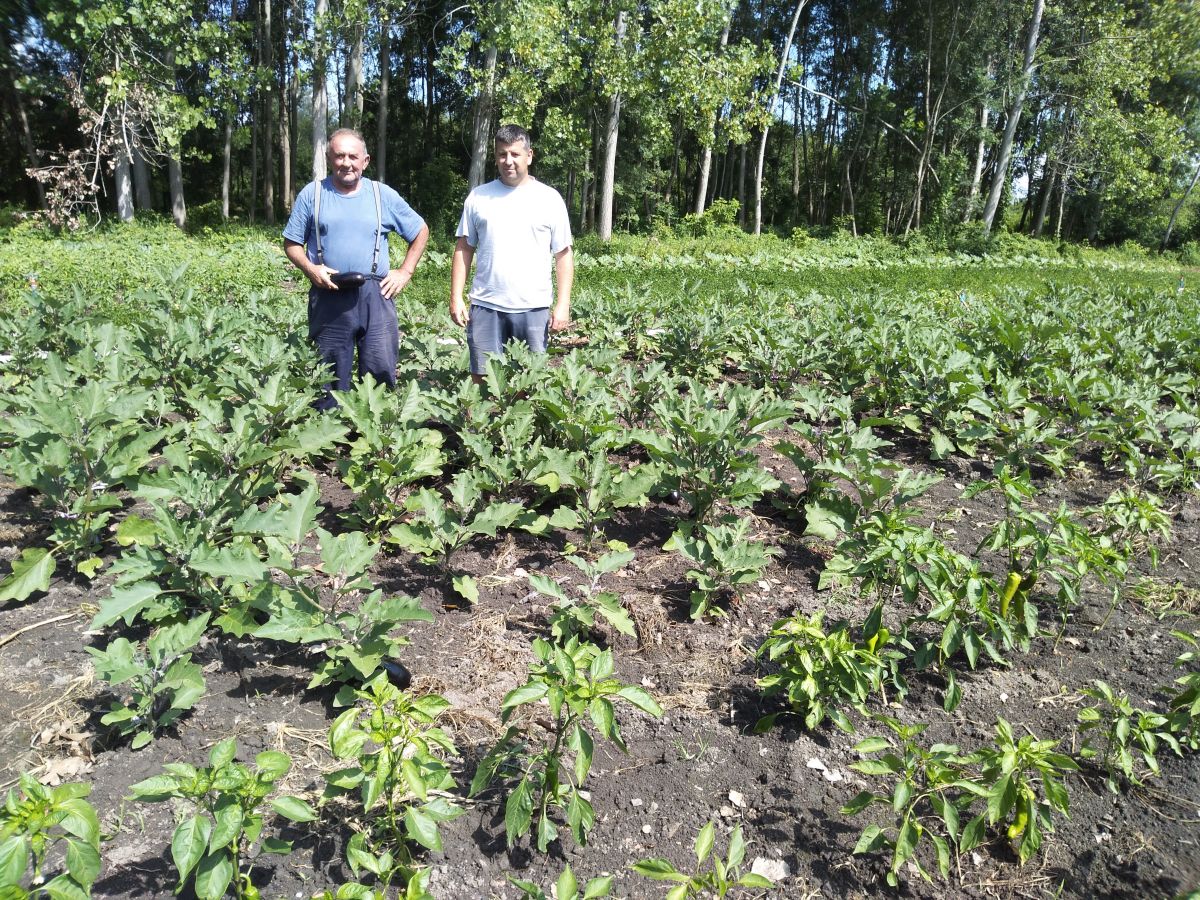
top-left (1, 441), bottom-right (1199, 900)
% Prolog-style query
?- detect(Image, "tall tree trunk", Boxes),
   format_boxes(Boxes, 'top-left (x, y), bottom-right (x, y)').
top-left (115, 146), bottom-right (135, 222)
top-left (791, 84), bottom-right (800, 214)
top-left (0, 31), bottom-right (46, 209)
top-left (310, 16), bottom-right (328, 181)
top-left (1031, 162), bottom-right (1055, 236)
top-left (287, 0), bottom-right (299, 201)
top-left (694, 10), bottom-right (732, 215)
top-left (346, 22), bottom-right (364, 127)
top-left (376, 8), bottom-right (390, 183)
top-left (423, 44), bottom-right (435, 147)
top-left (1162, 158), bottom-right (1200, 250)
top-left (962, 64), bottom-right (992, 222)
top-left (132, 144), bottom-right (153, 211)
top-left (262, 0), bottom-right (275, 225)
top-left (1053, 164), bottom-right (1069, 239)
top-left (312, 0), bottom-right (329, 181)
top-left (279, 0), bottom-right (292, 211)
top-left (468, 45), bottom-right (497, 190)
top-left (165, 48), bottom-right (186, 228)
top-left (737, 143), bottom-right (747, 225)
top-left (753, 0), bottom-right (807, 235)
top-left (981, 0), bottom-right (1044, 234)
top-left (222, 114), bottom-right (233, 220)
top-left (597, 10), bottom-right (625, 242)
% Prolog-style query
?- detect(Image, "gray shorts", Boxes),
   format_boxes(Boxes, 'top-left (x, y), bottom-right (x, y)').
top-left (466, 305), bottom-right (550, 375)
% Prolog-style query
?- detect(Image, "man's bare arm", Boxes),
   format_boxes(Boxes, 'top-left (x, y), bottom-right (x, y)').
top-left (550, 245), bottom-right (574, 331)
top-left (450, 236), bottom-right (475, 327)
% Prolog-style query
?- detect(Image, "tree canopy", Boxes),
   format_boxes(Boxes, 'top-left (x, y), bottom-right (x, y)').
top-left (2, 0), bottom-right (1197, 246)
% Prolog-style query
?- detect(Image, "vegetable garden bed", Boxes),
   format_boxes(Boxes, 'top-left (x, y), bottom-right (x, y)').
top-left (1, 236), bottom-right (1199, 899)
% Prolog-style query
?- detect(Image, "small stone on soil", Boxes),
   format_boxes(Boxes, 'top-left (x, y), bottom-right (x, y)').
top-left (751, 857), bottom-right (790, 881)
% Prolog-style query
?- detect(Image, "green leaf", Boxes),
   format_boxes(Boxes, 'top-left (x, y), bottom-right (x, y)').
top-left (556, 865), bottom-right (579, 900)
top-left (840, 791), bottom-right (876, 815)
top-left (271, 797), bottom-right (317, 823)
top-left (171, 816), bottom-right (212, 884)
top-left (116, 514), bottom-right (160, 547)
top-left (0, 835), bottom-right (28, 887)
top-left (629, 859), bottom-right (688, 882)
top-left (738, 873), bottom-right (775, 888)
top-left (504, 779), bottom-right (534, 846)
top-left (853, 737), bottom-right (891, 754)
top-left (63, 837), bottom-right (100, 887)
top-left (893, 816), bottom-right (918, 870)
top-left (535, 811), bottom-right (557, 852)
top-left (452, 574), bottom-right (479, 604)
top-left (91, 581), bottom-right (161, 629)
top-left (193, 850), bottom-right (235, 900)
top-left (329, 709), bottom-right (368, 759)
top-left (614, 685), bottom-right (663, 716)
top-left (209, 738), bottom-right (237, 770)
top-left (853, 824), bottom-right (887, 854)
top-left (406, 807), bottom-right (442, 851)
top-left (501, 681), bottom-right (549, 711)
top-left (694, 820), bottom-right (715, 863)
top-left (255, 750), bottom-right (291, 781)
top-left (0, 547), bottom-right (55, 603)
top-left (260, 837), bottom-right (293, 855)
top-left (209, 796), bottom-right (244, 849)
top-left (583, 874), bottom-right (615, 898)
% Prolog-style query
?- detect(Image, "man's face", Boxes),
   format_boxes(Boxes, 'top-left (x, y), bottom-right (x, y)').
top-left (328, 135), bottom-right (369, 192)
top-left (495, 139), bottom-right (533, 187)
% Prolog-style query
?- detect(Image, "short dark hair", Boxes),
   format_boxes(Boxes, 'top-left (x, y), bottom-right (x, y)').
top-left (494, 124), bottom-right (532, 151)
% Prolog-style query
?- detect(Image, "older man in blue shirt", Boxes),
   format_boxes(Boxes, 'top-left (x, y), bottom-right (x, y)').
top-left (284, 128), bottom-right (429, 409)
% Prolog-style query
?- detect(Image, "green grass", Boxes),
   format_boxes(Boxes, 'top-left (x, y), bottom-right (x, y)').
top-left (1, 217), bottom-right (1195, 325)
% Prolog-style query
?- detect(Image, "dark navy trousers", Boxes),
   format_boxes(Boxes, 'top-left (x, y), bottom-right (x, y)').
top-left (307, 281), bottom-right (398, 410)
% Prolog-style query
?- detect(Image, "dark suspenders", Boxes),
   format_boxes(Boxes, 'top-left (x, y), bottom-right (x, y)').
top-left (311, 178), bottom-right (384, 275)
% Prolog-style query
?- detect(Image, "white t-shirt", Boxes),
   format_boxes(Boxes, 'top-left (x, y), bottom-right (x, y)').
top-left (456, 177), bottom-right (572, 312)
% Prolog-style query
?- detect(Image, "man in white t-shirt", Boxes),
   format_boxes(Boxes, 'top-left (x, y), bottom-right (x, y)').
top-left (450, 124), bottom-right (574, 379)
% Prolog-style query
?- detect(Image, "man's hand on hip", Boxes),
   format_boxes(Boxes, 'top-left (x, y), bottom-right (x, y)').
top-left (381, 268), bottom-right (413, 300)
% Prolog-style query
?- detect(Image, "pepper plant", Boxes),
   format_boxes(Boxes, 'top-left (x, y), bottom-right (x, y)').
top-left (0, 775), bottom-right (101, 898)
top-left (323, 674), bottom-right (462, 892)
top-left (129, 738), bottom-right (317, 900)
top-left (755, 610), bottom-right (894, 733)
top-left (510, 864), bottom-right (614, 900)
top-left (470, 637), bottom-right (663, 851)
top-left (842, 717), bottom-right (983, 888)
top-left (1077, 680), bottom-right (1182, 792)
top-left (631, 821), bottom-right (774, 898)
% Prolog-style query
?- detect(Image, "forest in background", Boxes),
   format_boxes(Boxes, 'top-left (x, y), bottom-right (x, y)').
top-left (1, 0), bottom-right (1199, 248)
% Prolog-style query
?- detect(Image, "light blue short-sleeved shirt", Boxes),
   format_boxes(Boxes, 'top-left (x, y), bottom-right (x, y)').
top-left (283, 177), bottom-right (425, 278)
top-left (456, 178), bottom-right (572, 312)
